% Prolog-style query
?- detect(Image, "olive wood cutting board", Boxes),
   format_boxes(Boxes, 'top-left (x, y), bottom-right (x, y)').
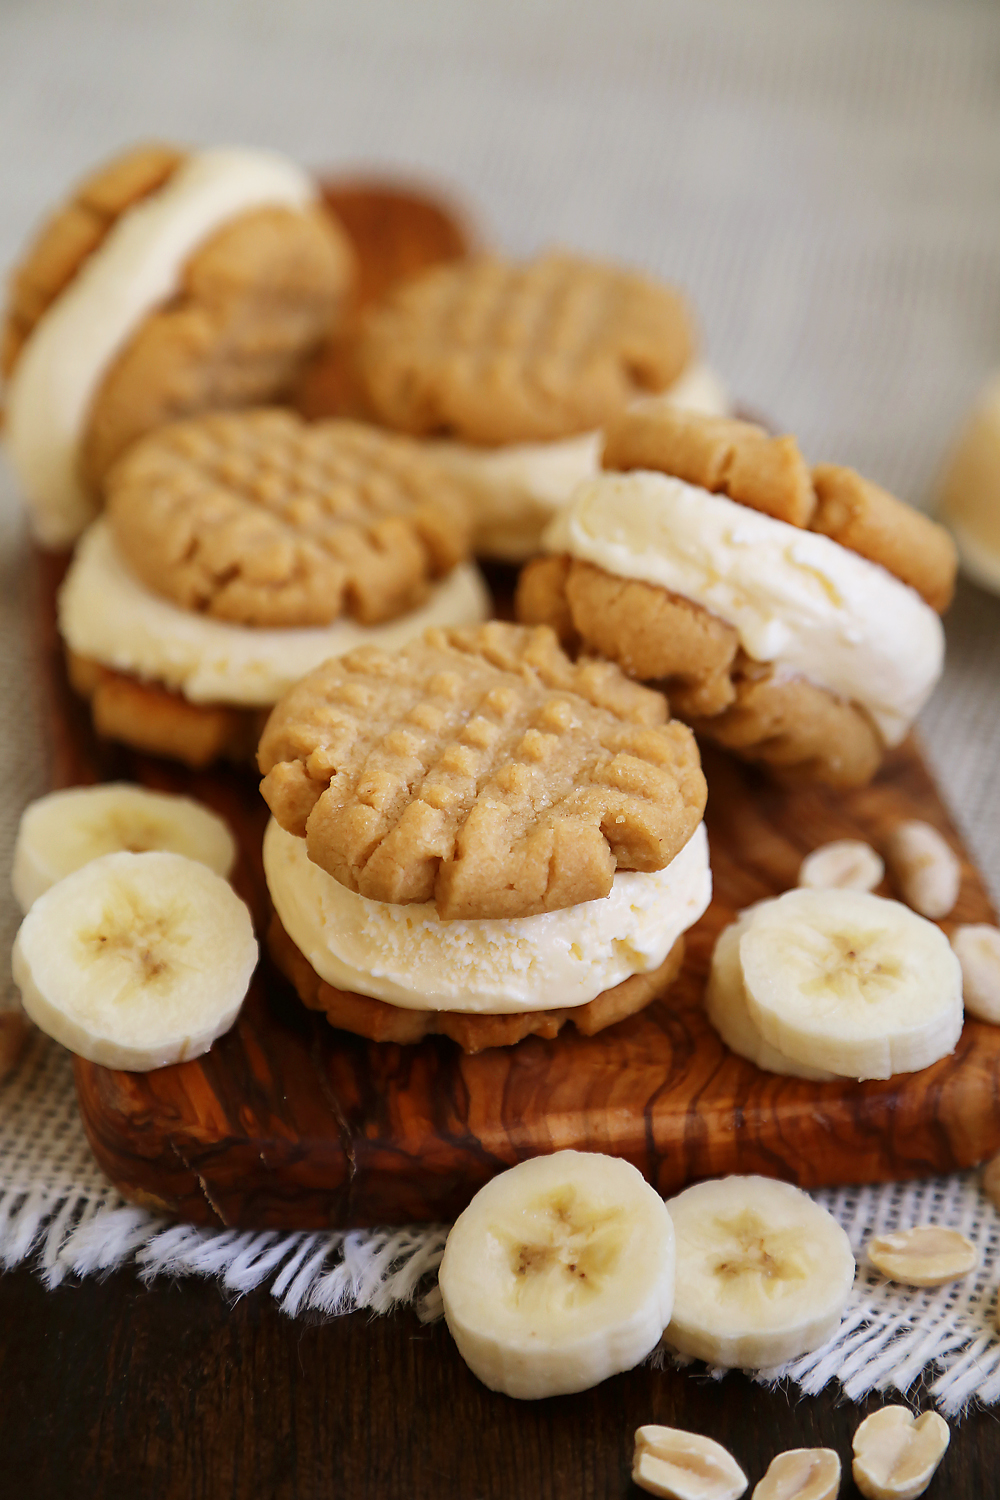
top-left (34, 178), bottom-right (1000, 1230)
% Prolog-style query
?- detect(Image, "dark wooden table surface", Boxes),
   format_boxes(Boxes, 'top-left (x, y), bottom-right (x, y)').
top-left (1, 1260), bottom-right (997, 1498)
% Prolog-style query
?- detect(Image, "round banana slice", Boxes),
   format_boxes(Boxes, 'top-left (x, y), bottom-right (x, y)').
top-left (705, 916), bottom-right (836, 1081)
top-left (664, 1175), bottom-right (855, 1368)
top-left (12, 850), bottom-right (257, 1070)
top-left (438, 1149), bottom-right (675, 1400)
top-left (739, 889), bottom-right (963, 1081)
top-left (12, 782), bottom-right (237, 913)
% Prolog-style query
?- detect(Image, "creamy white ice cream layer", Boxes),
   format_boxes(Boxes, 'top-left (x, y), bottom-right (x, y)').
top-left (58, 518), bottom-right (491, 708)
top-left (263, 819), bottom-right (712, 1014)
top-left (5, 147), bottom-right (316, 548)
top-left (429, 361), bottom-right (731, 561)
top-left (544, 471), bottom-right (944, 746)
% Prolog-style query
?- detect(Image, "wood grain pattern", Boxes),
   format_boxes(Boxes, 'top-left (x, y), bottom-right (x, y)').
top-left (34, 178), bottom-right (1000, 1232)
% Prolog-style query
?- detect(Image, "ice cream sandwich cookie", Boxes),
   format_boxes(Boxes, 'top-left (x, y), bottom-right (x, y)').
top-left (517, 407), bottom-right (957, 787)
top-left (3, 142), bottom-right (355, 547)
top-left (355, 252), bottom-right (731, 560)
top-left (59, 409), bottom-right (489, 767)
top-left (259, 621), bottom-right (711, 1051)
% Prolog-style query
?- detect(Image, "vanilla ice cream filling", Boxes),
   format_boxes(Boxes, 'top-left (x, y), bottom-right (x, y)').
top-left (429, 361), bottom-right (731, 561)
top-left (5, 147), bottom-right (316, 548)
top-left (545, 472), bottom-right (944, 746)
top-left (59, 518), bottom-right (490, 708)
top-left (264, 819), bottom-right (711, 1013)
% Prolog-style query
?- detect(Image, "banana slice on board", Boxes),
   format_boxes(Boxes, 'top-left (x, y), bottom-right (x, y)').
top-left (12, 850), bottom-right (258, 1070)
top-left (739, 889), bottom-right (963, 1081)
top-left (664, 1175), bottom-right (855, 1368)
top-left (705, 916), bottom-right (836, 1081)
top-left (12, 783), bottom-right (237, 913)
top-left (438, 1149), bottom-right (675, 1400)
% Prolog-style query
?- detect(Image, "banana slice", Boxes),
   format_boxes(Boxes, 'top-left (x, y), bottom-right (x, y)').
top-left (739, 889), bottom-right (963, 1081)
top-left (12, 850), bottom-right (257, 1070)
top-left (705, 915), bottom-right (836, 1081)
top-left (438, 1149), bottom-right (675, 1400)
top-left (12, 783), bottom-right (237, 913)
top-left (664, 1175), bottom-right (855, 1368)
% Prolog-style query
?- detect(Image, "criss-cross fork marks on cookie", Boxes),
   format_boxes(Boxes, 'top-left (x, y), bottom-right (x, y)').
top-left (357, 253), bottom-right (696, 446)
top-left (259, 622), bottom-right (706, 921)
top-left (107, 410), bottom-right (472, 628)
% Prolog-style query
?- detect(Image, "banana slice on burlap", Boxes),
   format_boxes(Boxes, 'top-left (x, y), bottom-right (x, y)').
top-left (738, 889), bottom-right (963, 1081)
top-left (705, 915), bottom-right (836, 1081)
top-left (12, 850), bottom-right (257, 1070)
top-left (12, 783), bottom-right (237, 913)
top-left (438, 1149), bottom-right (675, 1400)
top-left (663, 1175), bottom-right (855, 1368)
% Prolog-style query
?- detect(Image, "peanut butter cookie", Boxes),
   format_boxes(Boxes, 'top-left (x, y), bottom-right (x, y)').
top-left (356, 252), bottom-right (695, 445)
top-left (602, 406), bottom-right (957, 609)
top-left (4, 142), bottom-right (355, 547)
top-left (259, 621), bottom-right (707, 921)
top-left (106, 410), bottom-right (472, 627)
top-left (516, 406), bottom-right (954, 789)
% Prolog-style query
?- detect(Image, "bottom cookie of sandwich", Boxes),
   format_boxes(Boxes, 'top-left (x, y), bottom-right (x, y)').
top-left (268, 913), bottom-right (685, 1054)
top-left (67, 650), bottom-right (263, 768)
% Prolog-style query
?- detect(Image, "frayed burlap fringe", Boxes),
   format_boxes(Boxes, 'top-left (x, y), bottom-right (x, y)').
top-left (3, 1039), bottom-right (1000, 1417)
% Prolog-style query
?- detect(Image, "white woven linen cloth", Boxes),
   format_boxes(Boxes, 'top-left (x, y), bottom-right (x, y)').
top-left (2, 0), bottom-right (1000, 1414)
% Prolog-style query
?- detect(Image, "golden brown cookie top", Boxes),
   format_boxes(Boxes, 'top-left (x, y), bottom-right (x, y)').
top-left (258, 620), bottom-right (707, 920)
top-left (356, 252), bottom-right (696, 446)
top-left (3, 143), bottom-right (186, 377)
top-left (602, 406), bottom-right (957, 612)
top-left (105, 410), bottom-right (473, 628)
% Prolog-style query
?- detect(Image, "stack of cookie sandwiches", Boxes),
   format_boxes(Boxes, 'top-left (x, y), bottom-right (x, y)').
top-left (518, 407), bottom-right (958, 787)
top-left (258, 621), bottom-right (712, 1053)
top-left (3, 142), bottom-right (355, 548)
top-left (353, 252), bottom-right (732, 560)
top-left (58, 409), bottom-right (490, 766)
